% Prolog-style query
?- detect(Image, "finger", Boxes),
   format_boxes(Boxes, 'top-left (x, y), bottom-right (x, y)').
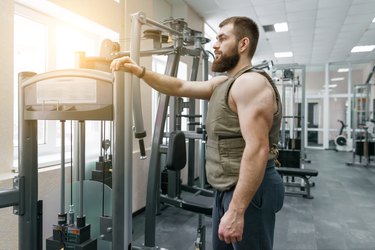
top-left (232, 237), bottom-right (239, 243)
top-left (218, 233), bottom-right (223, 241)
top-left (110, 61), bottom-right (116, 71)
top-left (117, 60), bottom-right (123, 70)
top-left (110, 60), bottom-right (120, 71)
top-left (224, 237), bottom-right (231, 244)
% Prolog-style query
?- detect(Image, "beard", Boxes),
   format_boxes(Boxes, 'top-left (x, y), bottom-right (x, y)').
top-left (211, 47), bottom-right (240, 73)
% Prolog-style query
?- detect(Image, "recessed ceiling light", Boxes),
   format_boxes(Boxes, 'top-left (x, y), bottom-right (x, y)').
top-left (274, 51), bottom-right (293, 58)
top-left (373, 17), bottom-right (375, 22)
top-left (274, 22), bottom-right (288, 32)
top-left (262, 25), bottom-right (275, 32)
top-left (331, 77), bottom-right (345, 82)
top-left (338, 68), bottom-right (349, 73)
top-left (329, 84), bottom-right (337, 88)
top-left (351, 45), bottom-right (375, 53)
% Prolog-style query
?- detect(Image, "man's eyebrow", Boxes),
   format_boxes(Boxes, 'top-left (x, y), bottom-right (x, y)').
top-left (216, 33), bottom-right (226, 40)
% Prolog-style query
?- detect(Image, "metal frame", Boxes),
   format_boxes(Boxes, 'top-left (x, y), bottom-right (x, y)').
top-left (126, 12), bottom-right (212, 249)
top-left (347, 82), bottom-right (375, 167)
top-left (273, 64), bottom-right (307, 164)
top-left (0, 11), bottom-right (213, 250)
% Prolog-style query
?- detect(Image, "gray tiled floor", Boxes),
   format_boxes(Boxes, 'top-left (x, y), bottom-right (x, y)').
top-left (1, 149), bottom-right (375, 250)
top-left (133, 149), bottom-right (375, 250)
top-left (274, 149), bottom-right (375, 250)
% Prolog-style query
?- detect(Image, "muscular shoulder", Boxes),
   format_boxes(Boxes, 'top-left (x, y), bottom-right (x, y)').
top-left (232, 72), bottom-right (273, 101)
top-left (208, 75), bottom-right (228, 90)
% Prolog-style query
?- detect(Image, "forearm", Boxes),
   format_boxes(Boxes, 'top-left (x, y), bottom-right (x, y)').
top-left (141, 68), bottom-right (186, 97)
top-left (111, 56), bottom-right (227, 99)
top-left (112, 56), bottom-right (187, 97)
top-left (229, 145), bottom-right (269, 214)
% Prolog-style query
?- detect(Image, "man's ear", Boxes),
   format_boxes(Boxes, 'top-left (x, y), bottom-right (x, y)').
top-left (239, 37), bottom-right (250, 53)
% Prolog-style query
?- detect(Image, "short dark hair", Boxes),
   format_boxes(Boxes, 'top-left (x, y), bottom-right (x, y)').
top-left (219, 16), bottom-right (259, 58)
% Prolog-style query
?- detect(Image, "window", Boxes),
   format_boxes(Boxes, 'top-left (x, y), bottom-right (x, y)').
top-left (14, 4), bottom-right (119, 168)
top-left (151, 56), bottom-right (188, 133)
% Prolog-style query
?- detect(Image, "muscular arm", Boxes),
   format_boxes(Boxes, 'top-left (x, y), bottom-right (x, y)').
top-left (111, 56), bottom-right (227, 100)
top-left (218, 72), bottom-right (276, 243)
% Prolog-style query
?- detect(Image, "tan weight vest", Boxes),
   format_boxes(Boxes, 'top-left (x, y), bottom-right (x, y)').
top-left (205, 65), bottom-right (282, 191)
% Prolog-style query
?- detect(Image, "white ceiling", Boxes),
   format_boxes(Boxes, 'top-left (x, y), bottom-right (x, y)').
top-left (183, 0), bottom-right (375, 69)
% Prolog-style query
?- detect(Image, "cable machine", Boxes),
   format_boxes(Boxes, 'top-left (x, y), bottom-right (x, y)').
top-left (0, 10), bottom-right (284, 250)
top-left (273, 64), bottom-right (308, 165)
top-left (129, 13), bottom-right (214, 250)
top-left (347, 65), bottom-right (375, 167)
top-left (0, 23), bottom-right (149, 250)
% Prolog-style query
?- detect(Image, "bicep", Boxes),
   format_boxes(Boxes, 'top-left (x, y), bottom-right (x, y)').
top-left (238, 95), bottom-right (273, 146)
top-left (234, 79), bottom-right (274, 148)
top-left (179, 75), bottom-right (228, 100)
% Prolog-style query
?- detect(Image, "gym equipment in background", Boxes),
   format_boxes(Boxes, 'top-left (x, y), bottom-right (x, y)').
top-left (0, 32), bottom-right (148, 249)
top-left (273, 64), bottom-right (310, 164)
top-left (347, 65), bottom-right (375, 167)
top-left (276, 150), bottom-right (318, 199)
top-left (334, 120), bottom-right (352, 151)
top-left (139, 15), bottom-right (214, 250)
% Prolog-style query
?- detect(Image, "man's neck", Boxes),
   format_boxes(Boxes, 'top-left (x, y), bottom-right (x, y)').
top-left (227, 58), bottom-right (252, 77)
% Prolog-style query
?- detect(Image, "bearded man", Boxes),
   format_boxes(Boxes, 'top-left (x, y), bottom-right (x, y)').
top-left (111, 16), bottom-right (285, 250)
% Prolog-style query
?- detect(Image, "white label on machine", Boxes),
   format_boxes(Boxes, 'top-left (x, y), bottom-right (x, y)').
top-left (36, 77), bottom-right (97, 104)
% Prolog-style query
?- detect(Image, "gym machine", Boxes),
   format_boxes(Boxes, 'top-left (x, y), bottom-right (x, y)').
top-left (272, 64), bottom-right (319, 198)
top-left (272, 64), bottom-right (309, 162)
top-left (334, 120), bottom-right (351, 152)
top-left (79, 12), bottom-right (214, 250)
top-left (17, 69), bottom-right (114, 250)
top-left (0, 22), bottom-right (148, 250)
top-left (273, 65), bottom-right (306, 152)
top-left (347, 65), bottom-right (375, 167)
top-left (127, 13), bottom-right (214, 250)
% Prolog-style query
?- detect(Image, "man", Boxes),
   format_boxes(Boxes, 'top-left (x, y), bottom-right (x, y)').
top-left (111, 16), bottom-right (284, 250)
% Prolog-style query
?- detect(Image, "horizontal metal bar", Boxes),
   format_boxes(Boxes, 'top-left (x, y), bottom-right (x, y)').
top-left (144, 17), bottom-right (183, 36)
top-left (0, 188), bottom-right (19, 208)
top-left (164, 131), bottom-right (204, 140)
top-left (115, 47), bottom-right (175, 58)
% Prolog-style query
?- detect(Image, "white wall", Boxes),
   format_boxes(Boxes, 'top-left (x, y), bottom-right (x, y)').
top-left (49, 0), bottom-right (123, 33)
top-left (0, 0), bottom-right (204, 213)
top-left (44, 0), bottom-right (204, 212)
top-left (0, 1), bottom-right (14, 177)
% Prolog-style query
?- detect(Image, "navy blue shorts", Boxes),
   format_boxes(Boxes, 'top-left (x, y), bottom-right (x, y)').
top-left (212, 160), bottom-right (284, 250)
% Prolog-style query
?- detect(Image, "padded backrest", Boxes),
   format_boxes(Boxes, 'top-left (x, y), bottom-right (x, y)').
top-left (277, 149), bottom-right (301, 168)
top-left (166, 131), bottom-right (186, 171)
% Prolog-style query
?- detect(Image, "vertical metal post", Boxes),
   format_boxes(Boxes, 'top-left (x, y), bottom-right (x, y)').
top-left (144, 53), bottom-right (180, 247)
top-left (18, 72), bottom-right (39, 250)
top-left (323, 63), bottom-right (330, 149)
top-left (131, 12), bottom-right (147, 160)
top-left (347, 63), bottom-right (352, 142)
top-left (112, 71), bottom-right (125, 249)
top-left (281, 82), bottom-right (286, 148)
top-left (124, 70), bottom-right (133, 249)
top-left (187, 56), bottom-right (200, 186)
top-left (290, 76), bottom-right (295, 141)
top-left (73, 121), bottom-right (79, 181)
top-left (78, 121), bottom-right (85, 218)
top-left (60, 120), bottom-right (65, 214)
top-left (199, 51), bottom-right (209, 189)
top-left (197, 50), bottom-right (210, 250)
top-left (300, 66), bottom-right (306, 161)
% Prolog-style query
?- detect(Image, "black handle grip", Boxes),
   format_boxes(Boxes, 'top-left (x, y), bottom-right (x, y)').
top-left (138, 139), bottom-right (147, 160)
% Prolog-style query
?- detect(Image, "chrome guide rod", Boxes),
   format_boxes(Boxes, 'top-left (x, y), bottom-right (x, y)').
top-left (60, 120), bottom-right (65, 215)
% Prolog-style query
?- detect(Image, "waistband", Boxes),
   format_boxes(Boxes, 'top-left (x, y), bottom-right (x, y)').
top-left (266, 159), bottom-right (275, 169)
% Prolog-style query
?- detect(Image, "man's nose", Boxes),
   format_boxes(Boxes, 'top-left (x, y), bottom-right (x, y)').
top-left (213, 41), bottom-right (220, 49)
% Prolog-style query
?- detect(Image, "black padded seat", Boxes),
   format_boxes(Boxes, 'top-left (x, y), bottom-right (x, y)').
top-left (277, 167), bottom-right (319, 199)
top-left (166, 131), bottom-right (186, 171)
top-left (277, 167), bottom-right (318, 177)
top-left (161, 130), bottom-right (213, 215)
